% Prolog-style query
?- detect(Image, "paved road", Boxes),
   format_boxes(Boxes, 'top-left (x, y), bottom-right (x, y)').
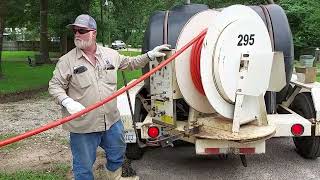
top-left (96, 43), bottom-right (142, 52)
top-left (132, 137), bottom-right (320, 180)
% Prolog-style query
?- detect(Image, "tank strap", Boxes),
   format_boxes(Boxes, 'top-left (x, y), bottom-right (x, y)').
top-left (163, 10), bottom-right (169, 44)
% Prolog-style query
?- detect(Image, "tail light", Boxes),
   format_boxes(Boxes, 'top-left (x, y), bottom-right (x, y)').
top-left (147, 126), bottom-right (160, 138)
top-left (291, 124), bottom-right (304, 136)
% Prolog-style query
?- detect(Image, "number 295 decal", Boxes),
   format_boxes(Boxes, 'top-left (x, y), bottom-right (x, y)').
top-left (237, 34), bottom-right (255, 46)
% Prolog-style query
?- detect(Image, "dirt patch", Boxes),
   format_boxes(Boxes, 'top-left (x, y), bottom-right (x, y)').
top-left (0, 96), bottom-right (136, 179)
top-left (0, 86), bottom-right (48, 104)
top-left (0, 96), bottom-right (70, 174)
top-left (0, 135), bottom-right (71, 173)
top-left (0, 133), bottom-right (113, 179)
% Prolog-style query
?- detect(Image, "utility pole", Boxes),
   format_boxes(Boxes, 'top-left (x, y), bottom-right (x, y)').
top-left (185, 0), bottom-right (191, 4)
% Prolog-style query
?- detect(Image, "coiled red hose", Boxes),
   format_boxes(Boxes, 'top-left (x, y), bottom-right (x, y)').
top-left (190, 32), bottom-right (205, 95)
top-left (0, 29), bottom-right (208, 148)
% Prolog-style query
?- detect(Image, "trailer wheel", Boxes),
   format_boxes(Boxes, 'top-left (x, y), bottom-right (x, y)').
top-left (126, 143), bottom-right (144, 160)
top-left (126, 96), bottom-right (147, 160)
top-left (290, 92), bottom-right (320, 159)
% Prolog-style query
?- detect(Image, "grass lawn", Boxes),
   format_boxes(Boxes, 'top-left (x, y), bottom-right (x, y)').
top-left (0, 163), bottom-right (70, 180)
top-left (2, 51), bottom-right (60, 61)
top-left (117, 69), bottom-right (142, 88)
top-left (0, 61), bottom-right (55, 94)
top-left (118, 50), bottom-right (141, 57)
top-left (0, 51), bottom-right (142, 94)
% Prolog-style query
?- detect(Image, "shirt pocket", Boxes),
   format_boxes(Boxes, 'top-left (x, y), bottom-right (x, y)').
top-left (103, 69), bottom-right (117, 85)
top-left (73, 71), bottom-right (91, 88)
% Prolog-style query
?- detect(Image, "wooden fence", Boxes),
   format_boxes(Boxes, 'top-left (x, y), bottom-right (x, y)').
top-left (3, 41), bottom-right (60, 52)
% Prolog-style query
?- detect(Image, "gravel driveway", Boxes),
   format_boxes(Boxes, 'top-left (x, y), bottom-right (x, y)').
top-left (0, 95), bottom-right (67, 137)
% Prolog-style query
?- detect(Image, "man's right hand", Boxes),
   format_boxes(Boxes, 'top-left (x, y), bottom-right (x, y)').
top-left (61, 97), bottom-right (86, 114)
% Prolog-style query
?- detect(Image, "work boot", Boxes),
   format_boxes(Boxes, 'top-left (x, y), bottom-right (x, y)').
top-left (106, 167), bottom-right (139, 180)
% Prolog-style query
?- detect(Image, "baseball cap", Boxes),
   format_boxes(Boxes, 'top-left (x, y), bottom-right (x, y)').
top-left (67, 14), bottom-right (97, 30)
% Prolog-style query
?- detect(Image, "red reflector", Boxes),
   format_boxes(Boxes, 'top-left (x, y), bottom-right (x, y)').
top-left (239, 148), bottom-right (255, 154)
top-left (147, 126), bottom-right (159, 138)
top-left (205, 148), bottom-right (220, 154)
top-left (291, 124), bottom-right (304, 136)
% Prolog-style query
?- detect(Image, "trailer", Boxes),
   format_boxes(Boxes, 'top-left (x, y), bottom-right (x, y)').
top-left (118, 3), bottom-right (320, 165)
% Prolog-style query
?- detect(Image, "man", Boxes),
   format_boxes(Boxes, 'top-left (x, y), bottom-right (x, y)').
top-left (48, 14), bottom-right (169, 180)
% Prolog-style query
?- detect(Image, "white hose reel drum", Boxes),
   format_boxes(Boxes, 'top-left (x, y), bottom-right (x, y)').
top-left (175, 9), bottom-right (219, 114)
top-left (176, 5), bottom-right (273, 119)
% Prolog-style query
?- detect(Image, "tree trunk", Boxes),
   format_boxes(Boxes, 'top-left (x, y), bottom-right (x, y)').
top-left (0, 1), bottom-right (7, 79)
top-left (83, 0), bottom-right (91, 13)
top-left (39, 0), bottom-right (50, 64)
top-left (60, 31), bottom-right (68, 55)
top-left (266, 0), bottom-right (275, 4)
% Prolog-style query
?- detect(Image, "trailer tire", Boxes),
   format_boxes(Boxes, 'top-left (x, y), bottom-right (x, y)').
top-left (125, 96), bottom-right (147, 160)
top-left (290, 92), bottom-right (320, 159)
top-left (126, 143), bottom-right (144, 160)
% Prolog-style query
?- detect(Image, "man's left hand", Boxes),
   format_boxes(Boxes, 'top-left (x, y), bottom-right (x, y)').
top-left (147, 44), bottom-right (171, 61)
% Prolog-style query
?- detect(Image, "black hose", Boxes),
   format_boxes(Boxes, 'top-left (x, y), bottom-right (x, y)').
top-left (121, 71), bottom-right (146, 148)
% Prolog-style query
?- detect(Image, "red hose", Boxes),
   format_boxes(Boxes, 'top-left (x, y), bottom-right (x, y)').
top-left (0, 29), bottom-right (208, 148)
top-left (190, 32), bottom-right (205, 95)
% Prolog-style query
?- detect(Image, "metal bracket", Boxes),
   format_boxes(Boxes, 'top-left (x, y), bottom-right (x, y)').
top-left (311, 88), bottom-right (320, 122)
top-left (159, 134), bottom-right (184, 147)
top-left (281, 85), bottom-right (302, 107)
top-left (184, 125), bottom-right (201, 136)
top-left (137, 93), bottom-right (151, 112)
top-left (146, 125), bottom-right (200, 147)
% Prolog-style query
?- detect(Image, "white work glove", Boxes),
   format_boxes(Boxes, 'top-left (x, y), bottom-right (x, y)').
top-left (147, 44), bottom-right (171, 60)
top-left (61, 97), bottom-right (86, 114)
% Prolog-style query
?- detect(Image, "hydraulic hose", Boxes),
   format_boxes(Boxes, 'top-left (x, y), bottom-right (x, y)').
top-left (190, 33), bottom-right (205, 95)
top-left (0, 28), bottom-right (208, 148)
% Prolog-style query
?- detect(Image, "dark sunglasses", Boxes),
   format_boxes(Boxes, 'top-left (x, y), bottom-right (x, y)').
top-left (72, 28), bottom-right (94, 34)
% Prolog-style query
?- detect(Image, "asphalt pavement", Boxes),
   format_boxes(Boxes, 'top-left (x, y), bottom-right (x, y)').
top-left (132, 137), bottom-right (320, 180)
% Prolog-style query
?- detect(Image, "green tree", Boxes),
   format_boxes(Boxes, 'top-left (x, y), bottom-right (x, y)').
top-left (0, 1), bottom-right (7, 79)
top-left (0, 0), bottom-right (27, 78)
top-left (2, 0), bottom-right (319, 60)
top-left (48, 0), bottom-right (92, 54)
top-left (279, 0), bottom-right (320, 56)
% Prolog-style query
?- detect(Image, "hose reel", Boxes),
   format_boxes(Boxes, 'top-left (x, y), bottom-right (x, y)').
top-left (175, 5), bottom-right (274, 122)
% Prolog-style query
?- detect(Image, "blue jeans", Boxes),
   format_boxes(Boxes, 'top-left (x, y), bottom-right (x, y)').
top-left (70, 120), bottom-right (126, 180)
